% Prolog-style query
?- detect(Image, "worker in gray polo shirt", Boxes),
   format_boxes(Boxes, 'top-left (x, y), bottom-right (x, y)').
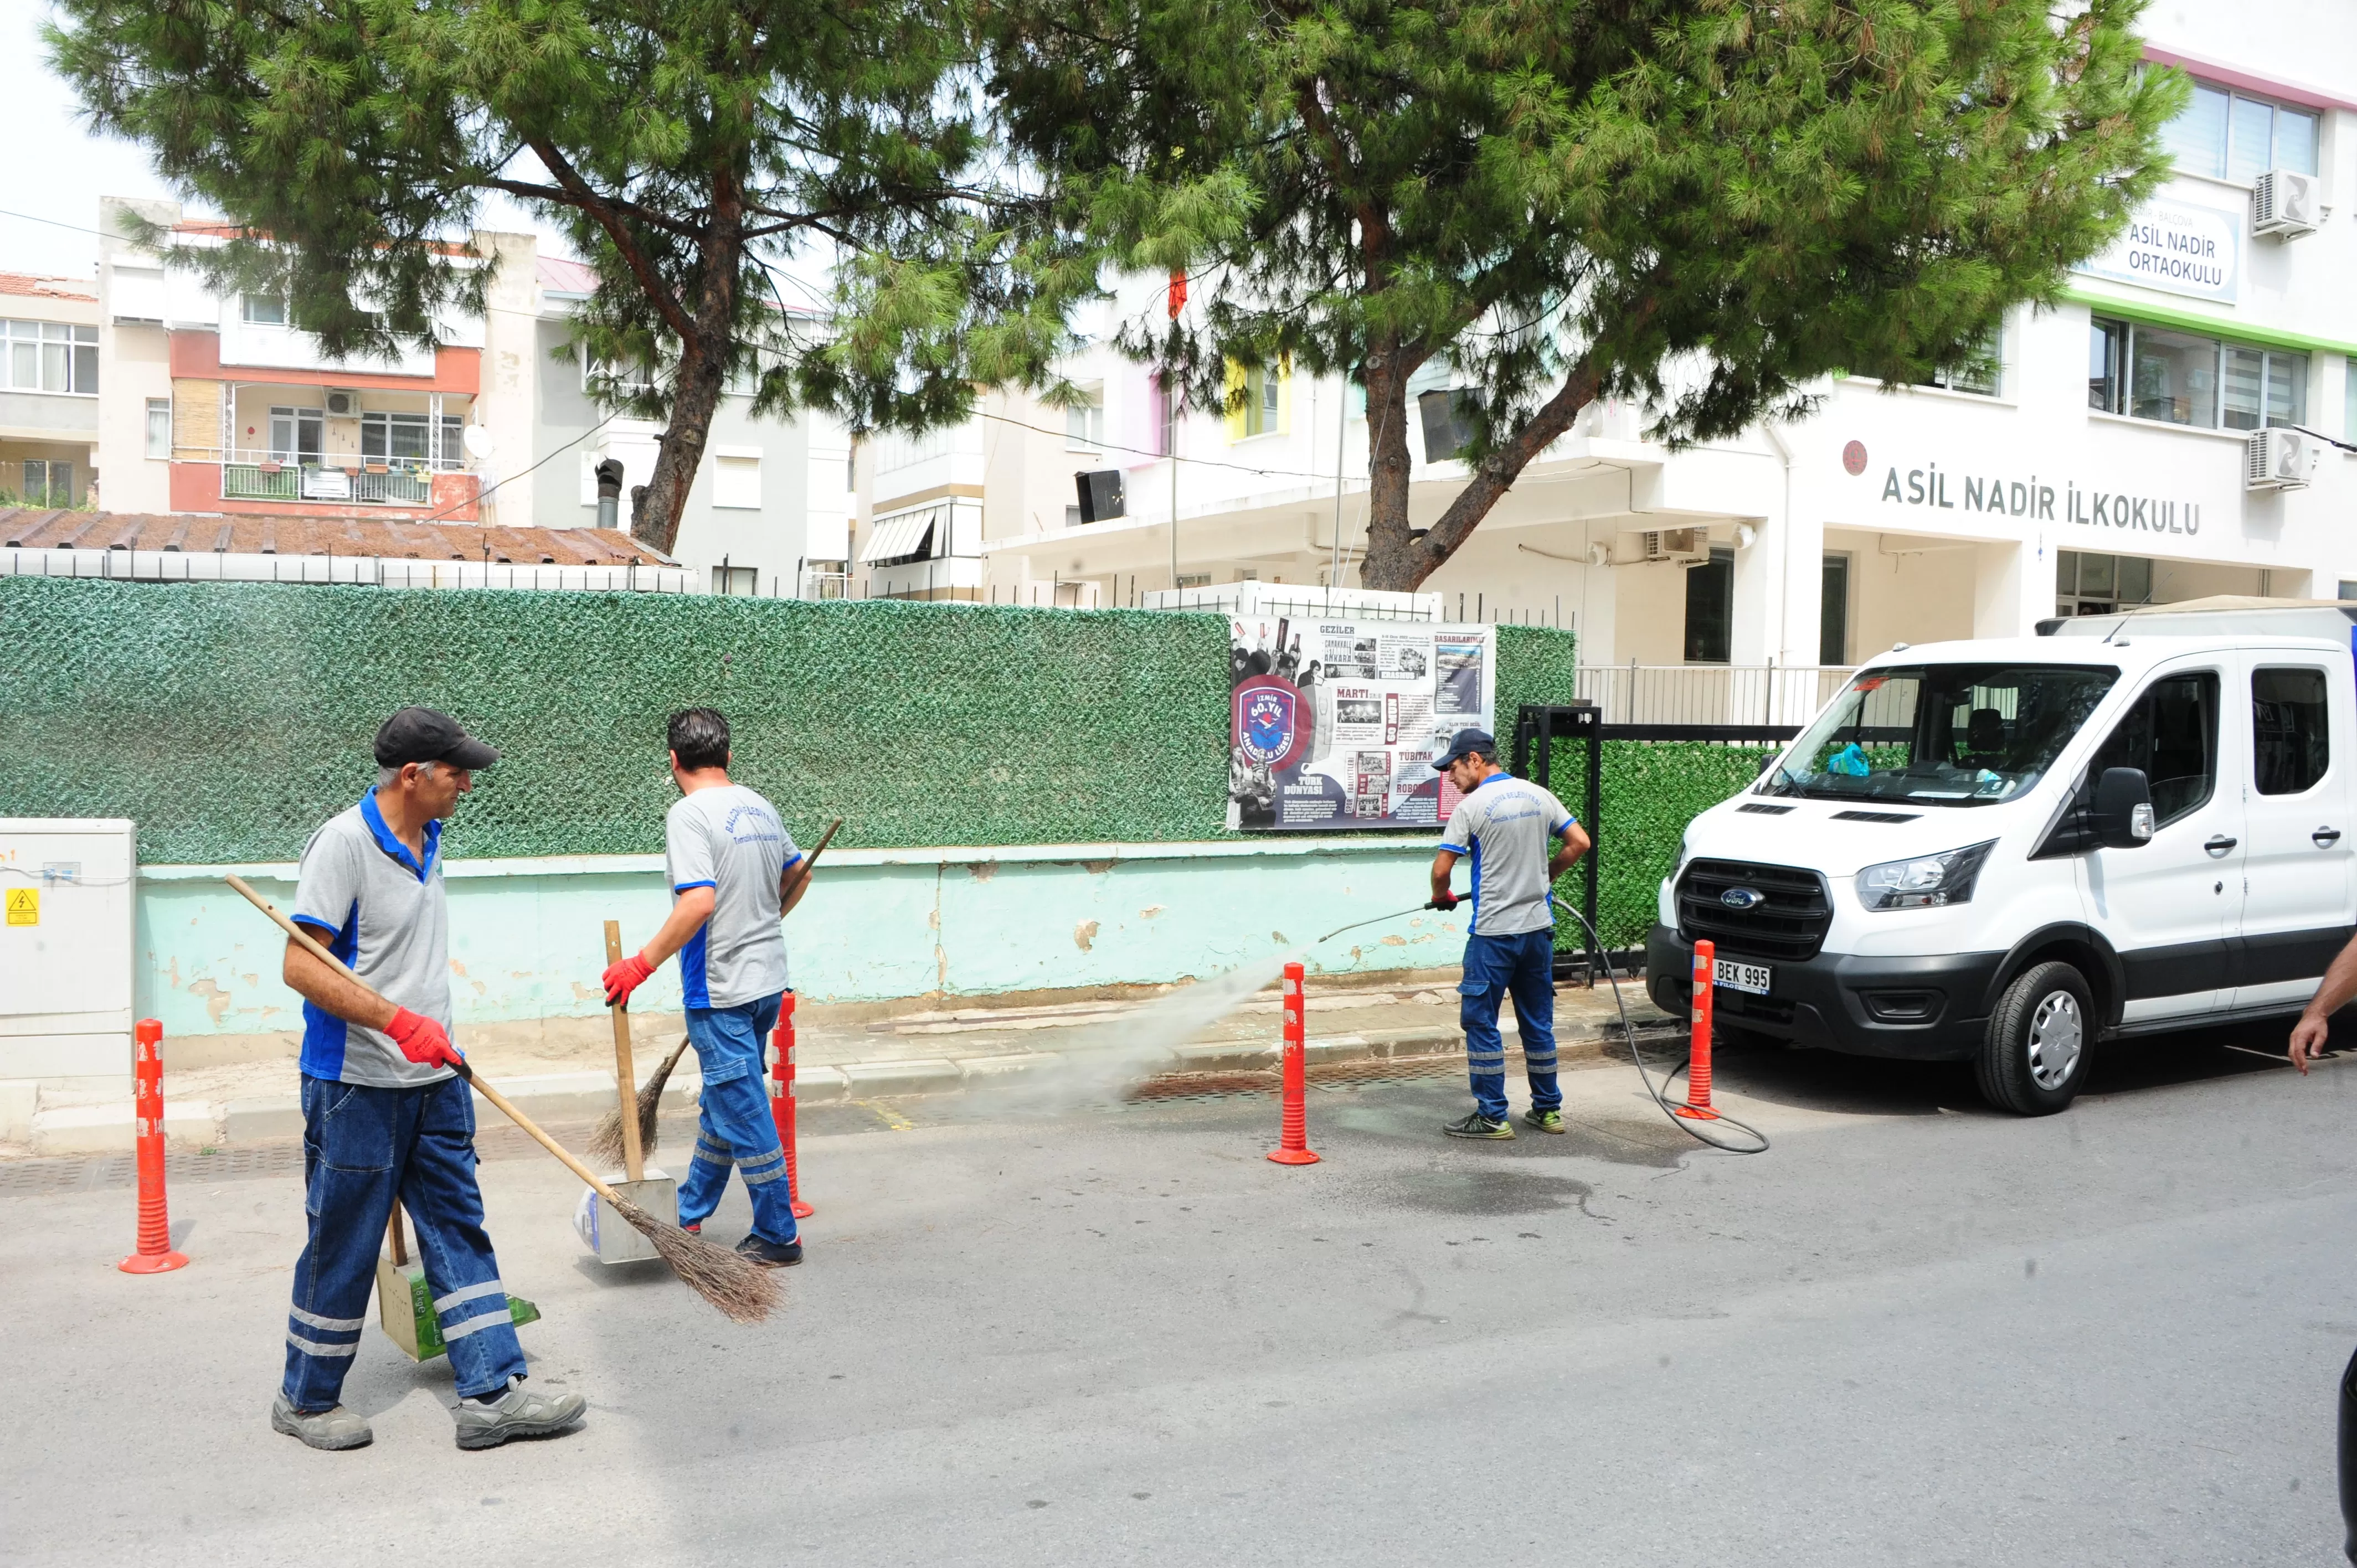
top-left (600, 708), bottom-right (811, 1266)
top-left (273, 706), bottom-right (587, 1452)
top-left (1426, 727), bottom-right (1591, 1139)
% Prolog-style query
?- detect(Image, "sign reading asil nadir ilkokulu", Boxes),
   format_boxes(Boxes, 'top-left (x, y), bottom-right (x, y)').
top-left (2075, 198), bottom-right (2241, 304)
top-left (1878, 460), bottom-right (2205, 537)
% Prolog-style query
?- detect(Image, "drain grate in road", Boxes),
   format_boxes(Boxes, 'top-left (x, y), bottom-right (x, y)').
top-left (0, 1143), bottom-right (307, 1197)
top-left (1126, 1053), bottom-right (1468, 1104)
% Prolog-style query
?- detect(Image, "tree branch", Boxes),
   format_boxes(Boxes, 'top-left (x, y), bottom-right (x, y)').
top-left (477, 175), bottom-right (704, 239)
top-left (523, 136), bottom-right (696, 341)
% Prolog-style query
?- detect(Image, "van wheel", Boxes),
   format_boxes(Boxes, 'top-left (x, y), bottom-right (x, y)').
top-left (1977, 961), bottom-right (2093, 1115)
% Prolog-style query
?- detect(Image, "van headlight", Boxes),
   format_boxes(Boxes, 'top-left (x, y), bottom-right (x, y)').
top-left (1855, 841), bottom-right (1996, 911)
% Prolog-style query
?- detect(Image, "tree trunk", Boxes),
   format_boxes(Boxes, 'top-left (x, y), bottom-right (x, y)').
top-left (631, 341), bottom-right (727, 556)
top-left (1358, 363), bottom-right (1601, 593)
top-left (1354, 340), bottom-right (1422, 590)
top-left (631, 181), bottom-right (744, 557)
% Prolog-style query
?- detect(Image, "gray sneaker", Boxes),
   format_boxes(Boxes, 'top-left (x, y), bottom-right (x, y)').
top-left (271, 1393), bottom-right (373, 1451)
top-left (452, 1377), bottom-right (588, 1451)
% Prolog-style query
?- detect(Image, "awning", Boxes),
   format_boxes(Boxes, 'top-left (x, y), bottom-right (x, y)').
top-left (862, 505), bottom-right (941, 565)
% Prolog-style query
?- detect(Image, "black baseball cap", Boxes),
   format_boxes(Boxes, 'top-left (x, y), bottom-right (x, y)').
top-left (1432, 728), bottom-right (1496, 770)
top-left (374, 707), bottom-right (500, 770)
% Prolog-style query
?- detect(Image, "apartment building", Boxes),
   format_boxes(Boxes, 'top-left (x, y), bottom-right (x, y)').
top-left (91, 198), bottom-right (849, 592)
top-left (0, 273), bottom-right (99, 508)
top-left (874, 13), bottom-right (2357, 688)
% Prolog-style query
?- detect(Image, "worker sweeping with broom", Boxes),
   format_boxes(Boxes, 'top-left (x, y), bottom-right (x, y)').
top-left (1426, 728), bottom-right (1591, 1139)
top-left (271, 708), bottom-right (588, 1452)
top-left (600, 709), bottom-right (811, 1267)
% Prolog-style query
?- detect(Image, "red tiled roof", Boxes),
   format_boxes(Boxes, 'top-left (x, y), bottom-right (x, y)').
top-left (0, 273), bottom-right (96, 301)
top-left (536, 255), bottom-right (599, 296)
top-left (0, 508), bottom-right (671, 565)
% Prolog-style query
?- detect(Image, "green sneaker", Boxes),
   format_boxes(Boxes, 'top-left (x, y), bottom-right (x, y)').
top-left (1443, 1112), bottom-right (1514, 1140)
top-left (1521, 1108), bottom-right (1566, 1134)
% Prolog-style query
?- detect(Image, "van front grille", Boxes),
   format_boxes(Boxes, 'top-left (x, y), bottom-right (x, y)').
top-left (1676, 858), bottom-right (1833, 962)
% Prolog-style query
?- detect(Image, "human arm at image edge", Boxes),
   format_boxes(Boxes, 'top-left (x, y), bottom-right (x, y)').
top-left (2287, 930), bottom-right (2357, 1072)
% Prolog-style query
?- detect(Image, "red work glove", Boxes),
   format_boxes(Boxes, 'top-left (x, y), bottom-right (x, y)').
top-left (603, 953), bottom-right (655, 1008)
top-left (1426, 891), bottom-right (1460, 911)
top-left (384, 1008), bottom-right (463, 1069)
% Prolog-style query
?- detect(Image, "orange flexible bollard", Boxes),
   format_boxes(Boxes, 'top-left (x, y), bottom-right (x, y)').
top-left (1267, 961), bottom-right (1321, 1165)
top-left (1675, 940), bottom-right (1722, 1122)
top-left (768, 994), bottom-right (814, 1218)
top-left (119, 1019), bottom-right (189, 1273)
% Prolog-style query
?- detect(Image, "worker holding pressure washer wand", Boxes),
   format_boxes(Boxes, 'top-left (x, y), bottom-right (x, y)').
top-left (1425, 728), bottom-right (1591, 1139)
top-left (600, 709), bottom-right (811, 1267)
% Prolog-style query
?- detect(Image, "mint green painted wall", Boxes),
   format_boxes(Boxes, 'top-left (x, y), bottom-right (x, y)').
top-left (137, 845), bottom-right (1454, 1038)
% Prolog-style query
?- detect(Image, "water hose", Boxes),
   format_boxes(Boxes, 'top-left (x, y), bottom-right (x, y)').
top-left (1557, 904), bottom-right (1769, 1156)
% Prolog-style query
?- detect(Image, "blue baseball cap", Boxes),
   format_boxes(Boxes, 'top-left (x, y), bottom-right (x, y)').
top-left (1432, 728), bottom-right (1496, 770)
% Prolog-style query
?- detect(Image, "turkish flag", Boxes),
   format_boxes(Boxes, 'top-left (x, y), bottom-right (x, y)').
top-left (1167, 270), bottom-right (1187, 319)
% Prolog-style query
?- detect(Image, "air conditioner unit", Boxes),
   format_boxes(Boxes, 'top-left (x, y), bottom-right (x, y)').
top-left (2253, 169), bottom-right (2321, 239)
top-left (1645, 527), bottom-right (1713, 565)
top-left (323, 389), bottom-right (359, 417)
top-left (2245, 426), bottom-right (2319, 491)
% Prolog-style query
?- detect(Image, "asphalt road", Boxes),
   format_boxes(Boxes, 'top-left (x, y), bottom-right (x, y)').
top-left (3, 1024), bottom-right (2354, 1567)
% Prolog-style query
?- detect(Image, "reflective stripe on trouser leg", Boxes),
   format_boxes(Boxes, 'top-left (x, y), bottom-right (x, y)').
top-left (676, 1117), bottom-right (738, 1227)
top-left (1459, 935), bottom-right (1511, 1123)
top-left (1506, 929), bottom-right (1562, 1112)
top-left (698, 1068), bottom-right (799, 1245)
top-left (400, 1076), bottom-right (525, 1400)
top-left (282, 1075), bottom-right (403, 1412)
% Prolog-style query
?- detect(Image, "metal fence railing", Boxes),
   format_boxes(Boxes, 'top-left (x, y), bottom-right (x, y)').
top-left (1571, 663), bottom-right (1854, 729)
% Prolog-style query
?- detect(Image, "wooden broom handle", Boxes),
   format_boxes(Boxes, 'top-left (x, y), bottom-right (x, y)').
top-left (785, 818), bottom-right (841, 906)
top-left (603, 919), bottom-right (645, 1182)
top-left (222, 874), bottom-right (627, 1207)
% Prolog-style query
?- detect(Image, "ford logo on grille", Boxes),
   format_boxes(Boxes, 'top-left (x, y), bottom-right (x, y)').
top-left (1721, 887), bottom-right (1766, 910)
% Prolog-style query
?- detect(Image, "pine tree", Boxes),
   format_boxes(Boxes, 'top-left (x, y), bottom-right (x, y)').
top-left (49, 0), bottom-right (1079, 552)
top-left (986, 0), bottom-right (2181, 590)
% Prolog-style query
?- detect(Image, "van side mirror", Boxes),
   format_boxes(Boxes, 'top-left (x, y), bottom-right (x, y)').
top-left (2093, 767), bottom-right (2155, 849)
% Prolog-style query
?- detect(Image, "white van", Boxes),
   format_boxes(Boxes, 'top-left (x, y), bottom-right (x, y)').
top-left (1646, 613), bottom-right (2356, 1114)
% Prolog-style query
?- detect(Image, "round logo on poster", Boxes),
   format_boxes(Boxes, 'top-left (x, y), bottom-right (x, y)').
top-left (1234, 677), bottom-right (1310, 771)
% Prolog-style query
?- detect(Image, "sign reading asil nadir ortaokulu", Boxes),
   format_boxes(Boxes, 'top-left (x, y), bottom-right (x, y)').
top-left (2076, 198), bottom-right (2241, 305)
top-left (1876, 461), bottom-right (2206, 538)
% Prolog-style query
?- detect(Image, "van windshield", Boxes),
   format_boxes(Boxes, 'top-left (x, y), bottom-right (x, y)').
top-left (1761, 663), bottom-right (2119, 807)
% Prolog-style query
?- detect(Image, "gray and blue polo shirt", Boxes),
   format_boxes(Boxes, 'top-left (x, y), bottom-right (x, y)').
top-left (665, 784), bottom-right (799, 1009)
top-left (290, 791), bottom-right (457, 1087)
top-left (1438, 773), bottom-right (1578, 937)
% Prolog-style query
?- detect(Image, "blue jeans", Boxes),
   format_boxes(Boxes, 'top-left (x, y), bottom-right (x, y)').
top-left (677, 996), bottom-right (800, 1245)
top-left (282, 1074), bottom-right (526, 1408)
top-left (1460, 929), bottom-right (1561, 1122)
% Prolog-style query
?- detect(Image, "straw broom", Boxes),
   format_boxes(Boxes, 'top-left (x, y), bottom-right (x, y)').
top-left (223, 874), bottom-right (779, 1325)
top-left (588, 817), bottom-right (841, 1169)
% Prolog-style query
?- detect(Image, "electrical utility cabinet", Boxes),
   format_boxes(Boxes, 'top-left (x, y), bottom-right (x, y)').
top-left (0, 819), bottom-right (137, 1081)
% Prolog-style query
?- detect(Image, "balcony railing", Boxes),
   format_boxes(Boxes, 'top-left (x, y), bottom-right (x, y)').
top-left (223, 463), bottom-right (435, 504)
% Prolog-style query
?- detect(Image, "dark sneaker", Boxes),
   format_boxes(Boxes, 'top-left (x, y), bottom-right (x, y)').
top-left (270, 1394), bottom-right (372, 1451)
top-left (1443, 1112), bottom-right (1514, 1140)
top-left (452, 1378), bottom-right (587, 1451)
top-left (1522, 1108), bottom-right (1566, 1134)
top-left (734, 1234), bottom-right (803, 1268)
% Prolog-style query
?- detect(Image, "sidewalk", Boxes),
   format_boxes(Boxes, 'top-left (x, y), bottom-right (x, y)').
top-left (1, 967), bottom-right (1676, 1156)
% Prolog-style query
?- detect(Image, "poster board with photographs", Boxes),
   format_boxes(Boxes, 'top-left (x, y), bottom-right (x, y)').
top-left (1227, 614), bottom-right (1496, 830)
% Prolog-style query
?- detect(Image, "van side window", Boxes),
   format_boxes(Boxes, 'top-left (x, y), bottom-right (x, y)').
top-left (2253, 667), bottom-right (2330, 795)
top-left (2085, 671), bottom-right (2219, 828)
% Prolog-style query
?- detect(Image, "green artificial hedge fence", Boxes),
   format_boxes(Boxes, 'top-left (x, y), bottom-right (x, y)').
top-left (0, 577), bottom-right (1594, 868)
